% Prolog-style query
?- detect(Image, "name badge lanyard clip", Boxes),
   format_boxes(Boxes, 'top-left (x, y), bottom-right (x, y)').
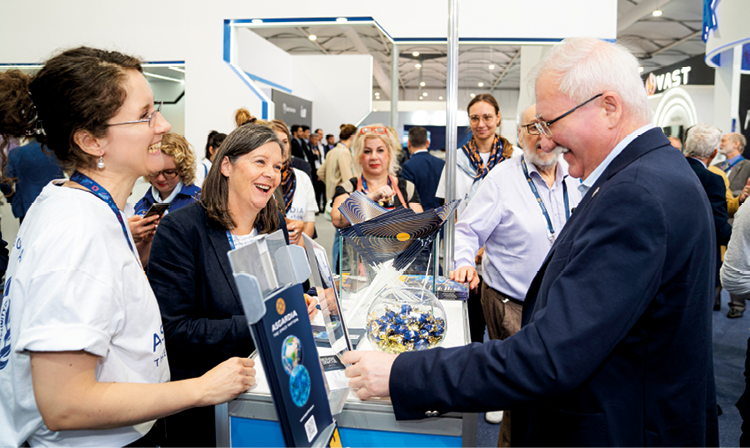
top-left (521, 158), bottom-right (570, 244)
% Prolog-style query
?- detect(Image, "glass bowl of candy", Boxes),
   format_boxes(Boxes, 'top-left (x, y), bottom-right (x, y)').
top-left (366, 287), bottom-right (447, 353)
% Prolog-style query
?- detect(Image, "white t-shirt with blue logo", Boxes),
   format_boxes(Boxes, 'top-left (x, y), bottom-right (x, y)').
top-left (0, 183), bottom-right (170, 447)
top-left (286, 167), bottom-right (317, 223)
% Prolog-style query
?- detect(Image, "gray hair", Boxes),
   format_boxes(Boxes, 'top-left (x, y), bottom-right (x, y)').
top-left (685, 123), bottom-right (722, 159)
top-left (726, 132), bottom-right (747, 152)
top-left (532, 37), bottom-right (653, 124)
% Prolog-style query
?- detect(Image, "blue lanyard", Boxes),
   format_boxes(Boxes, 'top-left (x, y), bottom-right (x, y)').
top-left (226, 230), bottom-right (235, 250)
top-left (70, 171), bottom-right (137, 258)
top-left (359, 175), bottom-right (391, 193)
top-left (521, 158), bottom-right (570, 243)
top-left (724, 156), bottom-right (745, 172)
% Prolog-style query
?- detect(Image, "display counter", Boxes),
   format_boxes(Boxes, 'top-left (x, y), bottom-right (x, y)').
top-left (217, 299), bottom-right (477, 447)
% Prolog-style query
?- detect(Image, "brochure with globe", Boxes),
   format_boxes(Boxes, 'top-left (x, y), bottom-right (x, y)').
top-left (228, 241), bottom-right (336, 447)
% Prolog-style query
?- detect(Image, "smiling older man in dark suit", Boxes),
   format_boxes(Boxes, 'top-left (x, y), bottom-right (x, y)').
top-left (342, 37), bottom-right (718, 447)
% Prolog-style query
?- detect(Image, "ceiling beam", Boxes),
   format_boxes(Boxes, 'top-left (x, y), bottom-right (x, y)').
top-left (617, 0), bottom-right (676, 33)
top-left (642, 30), bottom-right (702, 59)
top-left (343, 27), bottom-right (393, 99)
top-left (295, 27), bottom-right (329, 55)
top-left (491, 49), bottom-right (520, 91)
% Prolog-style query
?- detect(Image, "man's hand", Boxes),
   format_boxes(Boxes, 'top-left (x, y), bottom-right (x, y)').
top-left (342, 351), bottom-right (397, 400)
top-left (450, 266), bottom-right (480, 292)
top-left (740, 178), bottom-right (750, 204)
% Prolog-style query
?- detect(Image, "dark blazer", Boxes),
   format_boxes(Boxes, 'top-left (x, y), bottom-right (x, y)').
top-left (389, 129), bottom-right (719, 447)
top-left (728, 159), bottom-right (750, 196)
top-left (291, 137), bottom-right (306, 160)
top-left (4, 140), bottom-right (64, 219)
top-left (147, 202), bottom-right (288, 446)
top-left (687, 157), bottom-right (732, 283)
top-left (399, 151), bottom-right (445, 210)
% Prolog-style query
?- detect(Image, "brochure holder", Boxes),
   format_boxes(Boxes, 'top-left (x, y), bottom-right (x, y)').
top-left (228, 231), bottom-right (340, 447)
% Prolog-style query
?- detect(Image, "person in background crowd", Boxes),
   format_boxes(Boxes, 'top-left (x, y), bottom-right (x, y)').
top-left (436, 93), bottom-right (514, 345)
top-left (195, 130), bottom-right (226, 188)
top-left (668, 135), bottom-right (682, 150)
top-left (135, 132), bottom-right (201, 216)
top-left (343, 37), bottom-right (718, 447)
top-left (271, 119), bottom-right (317, 245)
top-left (450, 103), bottom-right (582, 437)
top-left (317, 124), bottom-right (357, 271)
top-left (326, 134), bottom-right (336, 152)
top-left (1, 136), bottom-right (64, 223)
top-left (147, 124), bottom-right (317, 447)
top-left (309, 132), bottom-right (327, 213)
top-left (0, 46), bottom-right (254, 448)
top-left (720, 132), bottom-right (750, 196)
top-left (330, 124), bottom-right (422, 230)
top-left (683, 125), bottom-right (732, 319)
top-left (720, 186), bottom-right (750, 447)
top-left (400, 126), bottom-right (445, 210)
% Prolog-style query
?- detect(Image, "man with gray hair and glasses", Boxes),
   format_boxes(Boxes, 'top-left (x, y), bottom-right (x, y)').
top-left (342, 37), bottom-right (718, 446)
top-left (683, 124), bottom-right (732, 316)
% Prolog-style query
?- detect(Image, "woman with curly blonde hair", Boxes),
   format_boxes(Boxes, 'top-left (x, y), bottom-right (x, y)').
top-left (135, 132), bottom-right (201, 216)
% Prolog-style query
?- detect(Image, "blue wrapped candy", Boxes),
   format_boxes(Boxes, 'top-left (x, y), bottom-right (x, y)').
top-left (401, 304), bottom-right (413, 314)
top-left (396, 324), bottom-right (408, 335)
top-left (404, 330), bottom-right (418, 342)
top-left (415, 339), bottom-right (429, 351)
top-left (386, 310), bottom-right (396, 320)
top-left (434, 324), bottom-right (445, 336)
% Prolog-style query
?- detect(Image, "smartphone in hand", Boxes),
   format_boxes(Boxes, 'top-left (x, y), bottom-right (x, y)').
top-left (143, 202), bottom-right (170, 219)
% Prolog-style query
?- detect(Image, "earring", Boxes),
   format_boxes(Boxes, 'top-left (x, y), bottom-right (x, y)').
top-left (97, 155), bottom-right (105, 170)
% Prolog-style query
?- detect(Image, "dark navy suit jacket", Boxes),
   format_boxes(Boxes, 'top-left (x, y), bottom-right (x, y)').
top-left (686, 157), bottom-right (731, 283)
top-left (4, 141), bottom-right (63, 219)
top-left (399, 151), bottom-right (445, 210)
top-left (147, 203), bottom-right (288, 446)
top-left (389, 129), bottom-right (719, 447)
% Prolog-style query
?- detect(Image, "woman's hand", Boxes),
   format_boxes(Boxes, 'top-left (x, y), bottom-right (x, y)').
top-left (286, 219), bottom-right (305, 245)
top-left (366, 185), bottom-right (395, 204)
top-left (194, 357), bottom-right (256, 407)
top-left (128, 214), bottom-right (160, 243)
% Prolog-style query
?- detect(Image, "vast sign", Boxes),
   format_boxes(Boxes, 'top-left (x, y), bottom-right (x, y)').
top-left (643, 54), bottom-right (714, 96)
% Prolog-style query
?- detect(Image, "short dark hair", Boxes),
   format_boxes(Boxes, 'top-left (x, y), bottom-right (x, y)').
top-left (301, 125), bottom-right (310, 132)
top-left (408, 127), bottom-right (429, 148)
top-left (290, 124), bottom-right (301, 134)
top-left (326, 134), bottom-right (333, 139)
top-left (315, 128), bottom-right (323, 134)
top-left (0, 46), bottom-right (142, 173)
top-left (201, 124), bottom-right (282, 233)
top-left (205, 130), bottom-right (227, 159)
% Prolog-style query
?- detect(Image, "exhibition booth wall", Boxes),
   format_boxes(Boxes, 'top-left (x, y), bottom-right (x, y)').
top-left (0, 0), bottom-right (616, 159)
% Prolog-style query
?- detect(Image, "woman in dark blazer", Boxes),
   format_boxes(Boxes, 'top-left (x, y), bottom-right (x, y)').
top-left (147, 123), bottom-right (295, 447)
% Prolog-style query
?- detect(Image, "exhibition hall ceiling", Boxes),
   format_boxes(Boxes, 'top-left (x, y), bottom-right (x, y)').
top-left (252, 0), bottom-right (705, 98)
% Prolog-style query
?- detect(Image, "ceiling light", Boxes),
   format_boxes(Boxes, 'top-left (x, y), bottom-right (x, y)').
top-left (652, 9), bottom-right (662, 16)
top-left (415, 63), bottom-right (422, 68)
top-left (420, 82), bottom-right (426, 87)
top-left (336, 17), bottom-right (348, 22)
top-left (373, 109), bottom-right (378, 112)
top-left (423, 92), bottom-right (428, 97)
top-left (308, 34), bottom-right (317, 41)
top-left (251, 19), bottom-right (263, 24)
top-left (439, 96), bottom-right (443, 100)
top-left (489, 64), bottom-right (496, 70)
top-left (478, 82), bottom-right (484, 87)
top-left (638, 66), bottom-right (644, 73)
top-left (419, 96), bottom-right (423, 101)
top-left (470, 93), bottom-right (476, 98)
top-left (143, 72), bottom-right (183, 83)
top-left (412, 51), bottom-right (420, 57)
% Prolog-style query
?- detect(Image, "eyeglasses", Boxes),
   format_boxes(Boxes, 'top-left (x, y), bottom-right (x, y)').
top-left (149, 168), bottom-right (179, 180)
top-left (469, 114), bottom-right (497, 125)
top-left (526, 93), bottom-right (603, 138)
top-left (107, 102), bottom-right (163, 128)
top-left (359, 126), bottom-right (388, 135)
